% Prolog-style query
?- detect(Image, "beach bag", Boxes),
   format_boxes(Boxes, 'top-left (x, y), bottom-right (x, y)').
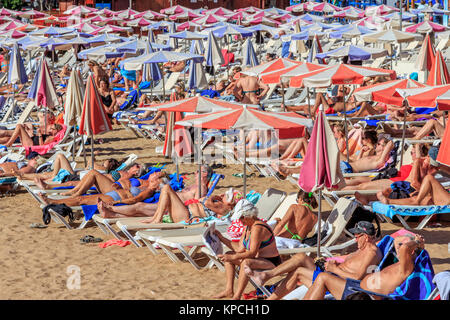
top-left (345, 206), bottom-right (381, 238)
top-left (388, 181), bottom-right (415, 199)
top-left (42, 204), bottom-right (74, 225)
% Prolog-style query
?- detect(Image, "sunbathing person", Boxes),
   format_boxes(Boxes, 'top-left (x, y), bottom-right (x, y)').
top-left (271, 190), bottom-right (318, 241)
top-left (234, 136), bottom-right (307, 159)
top-left (0, 154), bottom-right (44, 177)
top-left (345, 101), bottom-right (387, 118)
top-left (35, 163), bottom-right (146, 195)
top-left (344, 144), bottom-right (434, 194)
top-left (97, 166), bottom-right (214, 220)
top-left (340, 138), bottom-right (394, 173)
top-left (245, 221), bottom-right (382, 300)
top-left (37, 170), bottom-right (166, 207)
top-left (213, 200), bottom-right (282, 300)
top-left (377, 174), bottom-right (450, 206)
top-left (234, 72), bottom-right (269, 105)
top-left (88, 60), bottom-right (108, 88)
top-left (0, 123), bottom-right (63, 147)
top-left (303, 233), bottom-right (425, 300)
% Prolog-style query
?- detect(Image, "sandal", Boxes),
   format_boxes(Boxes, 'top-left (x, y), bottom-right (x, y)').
top-left (30, 223), bottom-right (48, 229)
top-left (80, 235), bottom-right (103, 244)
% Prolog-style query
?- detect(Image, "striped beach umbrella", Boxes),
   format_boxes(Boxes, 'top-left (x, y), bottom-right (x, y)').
top-left (35, 57), bottom-right (58, 110)
top-left (436, 89), bottom-right (450, 111)
top-left (298, 106), bottom-right (345, 256)
top-left (353, 79), bottom-right (427, 106)
top-left (7, 42), bottom-right (28, 85)
top-left (316, 45), bottom-right (387, 62)
top-left (415, 33), bottom-right (436, 73)
top-left (260, 62), bottom-right (325, 84)
top-left (396, 85), bottom-right (450, 108)
top-left (405, 21), bottom-right (448, 34)
top-left (78, 75), bottom-right (113, 167)
top-left (437, 121), bottom-right (450, 167)
top-left (426, 50), bottom-right (450, 86)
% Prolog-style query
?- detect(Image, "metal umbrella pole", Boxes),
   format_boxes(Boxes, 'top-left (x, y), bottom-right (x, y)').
top-left (343, 86), bottom-right (350, 164)
top-left (243, 129), bottom-right (247, 197)
top-left (399, 100), bottom-right (409, 168)
top-left (317, 188), bottom-right (322, 257)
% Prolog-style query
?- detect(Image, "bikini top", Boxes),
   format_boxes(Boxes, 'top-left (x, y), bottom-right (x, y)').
top-left (242, 223), bottom-right (275, 251)
top-left (114, 177), bottom-right (141, 189)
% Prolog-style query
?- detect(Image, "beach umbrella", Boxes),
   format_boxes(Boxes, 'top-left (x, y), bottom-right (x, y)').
top-left (177, 106), bottom-right (312, 196)
top-left (142, 42), bottom-right (162, 84)
top-left (87, 33), bottom-right (125, 45)
top-left (34, 57), bottom-right (58, 111)
top-left (176, 21), bottom-right (202, 32)
top-left (260, 62), bottom-right (325, 84)
top-left (7, 42), bottom-right (27, 120)
top-left (298, 106), bottom-right (345, 256)
top-left (242, 37), bottom-right (259, 68)
top-left (244, 58), bottom-right (303, 77)
top-left (64, 68), bottom-right (85, 161)
top-left (30, 26), bottom-right (75, 37)
top-left (168, 30), bottom-right (207, 40)
top-left (192, 14), bottom-right (228, 26)
top-left (329, 24), bottom-right (374, 39)
top-left (18, 9), bottom-right (46, 19)
top-left (290, 63), bottom-right (392, 162)
top-left (116, 8), bottom-right (139, 20)
top-left (405, 21), bottom-right (448, 34)
top-left (126, 17), bottom-right (153, 28)
top-left (311, 2), bottom-right (342, 14)
top-left (0, 19), bottom-right (26, 31)
top-left (332, 7), bottom-right (365, 20)
top-left (160, 5), bottom-right (190, 16)
top-left (362, 29), bottom-right (418, 43)
top-left (0, 8), bottom-right (19, 16)
top-left (415, 33), bottom-right (436, 74)
top-left (316, 45), bottom-right (387, 62)
top-left (0, 29), bottom-right (26, 39)
top-left (353, 79), bottom-right (427, 106)
top-left (437, 120), bottom-right (450, 167)
top-left (133, 10), bottom-right (166, 20)
top-left (64, 5), bottom-right (97, 16)
top-left (207, 24), bottom-right (254, 38)
top-left (169, 10), bottom-right (202, 21)
top-left (189, 39), bottom-right (205, 55)
top-left (91, 25), bottom-right (133, 35)
top-left (307, 34), bottom-right (325, 64)
top-left (205, 31), bottom-right (224, 82)
top-left (436, 89), bottom-right (450, 111)
top-left (365, 4), bottom-right (398, 16)
top-left (427, 50), bottom-right (450, 86)
top-left (78, 74), bottom-right (113, 168)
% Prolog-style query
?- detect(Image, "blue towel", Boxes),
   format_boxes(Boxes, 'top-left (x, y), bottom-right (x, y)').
top-left (372, 201), bottom-right (450, 219)
top-left (81, 171), bottom-right (183, 221)
top-left (389, 249), bottom-right (436, 300)
top-left (52, 169), bottom-right (72, 183)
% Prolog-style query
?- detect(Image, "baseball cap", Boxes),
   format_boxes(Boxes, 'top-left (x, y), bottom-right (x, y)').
top-left (428, 146), bottom-right (440, 167)
top-left (349, 221), bottom-right (376, 236)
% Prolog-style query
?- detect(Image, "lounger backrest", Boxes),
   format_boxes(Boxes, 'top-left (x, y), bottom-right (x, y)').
top-left (255, 188), bottom-right (286, 221)
top-left (17, 101), bottom-right (35, 124)
top-left (269, 192), bottom-right (297, 222)
top-left (206, 173), bottom-right (224, 198)
top-left (323, 197), bottom-right (358, 247)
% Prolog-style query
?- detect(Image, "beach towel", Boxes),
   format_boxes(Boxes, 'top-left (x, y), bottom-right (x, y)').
top-left (433, 271), bottom-right (450, 300)
top-left (118, 81), bottom-right (152, 111)
top-left (221, 49), bottom-right (235, 67)
top-left (42, 203), bottom-right (74, 225)
top-left (24, 125), bottom-right (67, 156)
top-left (81, 172), bottom-right (184, 221)
top-left (389, 249), bottom-right (436, 300)
top-left (98, 239), bottom-right (131, 248)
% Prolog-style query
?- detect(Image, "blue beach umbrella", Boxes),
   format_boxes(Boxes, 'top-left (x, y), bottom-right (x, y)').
top-left (27, 57), bottom-right (41, 100)
top-left (316, 45), bottom-right (388, 62)
top-left (142, 41), bottom-right (162, 83)
top-left (205, 31), bottom-right (224, 68)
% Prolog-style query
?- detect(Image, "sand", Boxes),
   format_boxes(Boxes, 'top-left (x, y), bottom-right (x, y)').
top-left (0, 124), bottom-right (449, 300)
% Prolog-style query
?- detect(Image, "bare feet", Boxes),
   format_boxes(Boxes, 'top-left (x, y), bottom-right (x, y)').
top-left (377, 191), bottom-right (389, 204)
top-left (97, 199), bottom-right (116, 218)
top-left (244, 265), bottom-right (268, 287)
top-left (354, 192), bottom-right (369, 206)
top-left (34, 177), bottom-right (48, 190)
top-left (140, 217), bottom-right (154, 224)
top-left (212, 289), bottom-right (234, 299)
top-left (37, 192), bottom-right (49, 205)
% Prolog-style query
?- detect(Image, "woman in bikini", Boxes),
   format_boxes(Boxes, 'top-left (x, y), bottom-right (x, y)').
top-left (272, 190), bottom-right (318, 242)
top-left (213, 199), bottom-right (282, 300)
top-left (37, 170), bottom-right (167, 207)
top-left (0, 123), bottom-right (63, 147)
top-left (98, 78), bottom-right (117, 116)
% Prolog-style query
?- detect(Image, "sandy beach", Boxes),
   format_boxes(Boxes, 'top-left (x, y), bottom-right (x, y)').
top-left (0, 124), bottom-right (449, 300)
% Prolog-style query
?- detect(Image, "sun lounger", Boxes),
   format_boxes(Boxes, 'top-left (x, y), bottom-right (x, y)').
top-left (371, 201), bottom-right (450, 230)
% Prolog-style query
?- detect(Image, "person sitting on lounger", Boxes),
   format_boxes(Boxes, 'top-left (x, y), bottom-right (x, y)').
top-left (96, 165), bottom-right (214, 220)
top-left (271, 189), bottom-right (318, 241)
top-left (37, 170), bottom-right (166, 207)
top-left (245, 221), bottom-right (383, 300)
top-left (339, 137), bottom-right (394, 174)
top-left (234, 72), bottom-right (269, 105)
top-left (1, 123), bottom-right (63, 147)
top-left (303, 233), bottom-right (425, 300)
top-left (377, 174), bottom-right (450, 206)
top-left (213, 199), bottom-right (282, 300)
top-left (0, 152), bottom-right (45, 177)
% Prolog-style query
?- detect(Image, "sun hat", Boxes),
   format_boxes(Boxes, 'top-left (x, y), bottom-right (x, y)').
top-left (230, 199), bottom-right (258, 220)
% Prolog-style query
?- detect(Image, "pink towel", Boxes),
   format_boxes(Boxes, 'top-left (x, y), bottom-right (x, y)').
top-left (98, 239), bottom-right (131, 248)
top-left (25, 124), bottom-right (67, 155)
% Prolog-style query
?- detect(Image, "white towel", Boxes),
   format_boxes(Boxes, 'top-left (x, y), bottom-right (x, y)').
top-left (275, 236), bottom-right (308, 249)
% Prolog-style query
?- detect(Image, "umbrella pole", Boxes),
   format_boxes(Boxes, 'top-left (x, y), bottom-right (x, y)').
top-left (343, 89), bottom-right (350, 164)
top-left (82, 134), bottom-right (87, 168)
top-left (72, 125), bottom-right (76, 162)
top-left (243, 131), bottom-right (247, 197)
top-left (317, 188), bottom-right (322, 258)
top-left (198, 127), bottom-right (202, 198)
top-left (307, 88), bottom-right (312, 119)
top-left (399, 101), bottom-right (409, 168)
top-left (281, 82), bottom-right (285, 112)
top-left (162, 73), bottom-right (166, 100)
top-left (91, 133), bottom-right (95, 169)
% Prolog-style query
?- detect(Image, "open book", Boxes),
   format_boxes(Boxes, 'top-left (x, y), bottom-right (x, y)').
top-left (202, 222), bottom-right (223, 257)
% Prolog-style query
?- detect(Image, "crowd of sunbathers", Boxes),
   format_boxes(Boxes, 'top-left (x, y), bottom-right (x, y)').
top-left (0, 24), bottom-right (448, 301)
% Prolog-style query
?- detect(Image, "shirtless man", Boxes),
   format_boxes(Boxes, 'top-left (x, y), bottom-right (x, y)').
top-left (88, 60), bottom-right (108, 88)
top-left (340, 138), bottom-right (394, 174)
top-left (97, 165), bottom-right (213, 219)
top-left (303, 233), bottom-right (425, 300)
top-left (234, 72), bottom-right (269, 105)
top-left (245, 221), bottom-right (383, 300)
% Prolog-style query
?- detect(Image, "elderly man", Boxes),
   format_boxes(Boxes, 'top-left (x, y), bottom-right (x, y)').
top-left (245, 221), bottom-right (383, 300)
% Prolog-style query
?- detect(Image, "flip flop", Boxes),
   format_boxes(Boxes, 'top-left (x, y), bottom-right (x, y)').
top-left (80, 235), bottom-right (103, 244)
top-left (30, 223), bottom-right (48, 229)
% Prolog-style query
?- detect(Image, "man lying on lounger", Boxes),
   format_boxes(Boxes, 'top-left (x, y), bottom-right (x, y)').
top-left (245, 221), bottom-right (383, 300)
top-left (303, 233), bottom-right (425, 300)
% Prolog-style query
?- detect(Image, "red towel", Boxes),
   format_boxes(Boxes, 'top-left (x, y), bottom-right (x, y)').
top-left (98, 239), bottom-right (131, 248)
top-left (221, 49), bottom-right (235, 67)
